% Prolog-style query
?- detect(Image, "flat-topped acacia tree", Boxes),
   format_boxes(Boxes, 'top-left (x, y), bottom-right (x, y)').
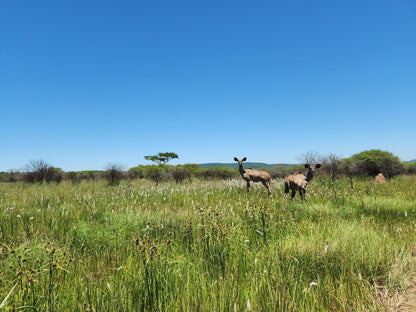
top-left (144, 152), bottom-right (179, 166)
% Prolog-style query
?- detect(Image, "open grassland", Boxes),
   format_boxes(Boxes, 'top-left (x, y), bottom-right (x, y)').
top-left (1, 176), bottom-right (416, 311)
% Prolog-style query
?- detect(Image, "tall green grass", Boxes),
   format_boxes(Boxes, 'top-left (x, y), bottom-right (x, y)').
top-left (1, 177), bottom-right (415, 311)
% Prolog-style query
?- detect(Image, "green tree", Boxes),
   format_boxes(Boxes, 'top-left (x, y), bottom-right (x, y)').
top-left (404, 162), bottom-right (416, 175)
top-left (346, 149), bottom-right (403, 178)
top-left (128, 166), bottom-right (146, 179)
top-left (144, 152), bottom-right (179, 166)
top-left (170, 167), bottom-right (190, 184)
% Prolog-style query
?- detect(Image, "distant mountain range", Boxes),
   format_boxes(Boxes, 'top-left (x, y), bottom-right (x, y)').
top-left (197, 162), bottom-right (295, 169)
top-left (407, 159), bottom-right (416, 163)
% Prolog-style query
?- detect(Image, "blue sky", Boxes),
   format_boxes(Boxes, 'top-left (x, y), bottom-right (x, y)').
top-left (1, 0), bottom-right (415, 171)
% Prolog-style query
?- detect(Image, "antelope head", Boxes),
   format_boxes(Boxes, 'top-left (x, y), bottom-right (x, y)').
top-left (304, 163), bottom-right (321, 181)
top-left (234, 157), bottom-right (247, 166)
top-left (304, 163), bottom-right (321, 172)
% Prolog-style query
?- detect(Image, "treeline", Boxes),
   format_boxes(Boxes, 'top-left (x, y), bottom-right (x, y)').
top-left (1, 150), bottom-right (416, 185)
top-left (0, 163), bottom-right (239, 185)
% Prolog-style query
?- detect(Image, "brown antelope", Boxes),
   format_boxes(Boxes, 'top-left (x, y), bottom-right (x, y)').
top-left (234, 157), bottom-right (272, 194)
top-left (284, 164), bottom-right (321, 201)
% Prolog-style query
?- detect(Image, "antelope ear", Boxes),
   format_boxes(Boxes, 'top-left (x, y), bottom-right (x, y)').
top-left (304, 164), bottom-right (310, 168)
top-left (242, 157), bottom-right (247, 162)
top-left (234, 157), bottom-right (239, 162)
top-left (315, 164), bottom-right (321, 168)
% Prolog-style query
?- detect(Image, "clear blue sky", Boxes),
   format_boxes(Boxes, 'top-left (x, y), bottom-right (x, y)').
top-left (1, 0), bottom-right (415, 171)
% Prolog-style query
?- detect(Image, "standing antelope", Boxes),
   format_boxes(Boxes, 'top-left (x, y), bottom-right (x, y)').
top-left (284, 164), bottom-right (321, 201)
top-left (234, 157), bottom-right (272, 194)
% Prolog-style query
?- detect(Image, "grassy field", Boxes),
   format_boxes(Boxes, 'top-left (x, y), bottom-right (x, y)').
top-left (1, 176), bottom-right (416, 311)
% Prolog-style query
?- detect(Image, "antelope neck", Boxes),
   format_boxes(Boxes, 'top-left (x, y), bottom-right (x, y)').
top-left (239, 165), bottom-right (246, 175)
top-left (305, 169), bottom-right (314, 182)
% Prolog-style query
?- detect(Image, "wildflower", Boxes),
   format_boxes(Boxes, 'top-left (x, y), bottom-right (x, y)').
top-left (247, 298), bottom-right (252, 311)
top-left (25, 274), bottom-right (34, 284)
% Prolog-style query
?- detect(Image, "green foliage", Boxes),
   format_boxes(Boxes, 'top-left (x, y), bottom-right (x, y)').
top-left (195, 166), bottom-right (238, 180)
top-left (146, 165), bottom-right (164, 185)
top-left (128, 166), bottom-right (146, 179)
top-left (65, 171), bottom-right (79, 184)
top-left (403, 162), bottom-right (416, 175)
top-left (181, 163), bottom-right (200, 172)
top-left (76, 170), bottom-right (102, 181)
top-left (345, 149), bottom-right (403, 178)
top-left (144, 152), bottom-right (179, 166)
top-left (170, 167), bottom-right (190, 184)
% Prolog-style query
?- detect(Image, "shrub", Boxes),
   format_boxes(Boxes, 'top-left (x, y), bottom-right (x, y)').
top-left (128, 166), bottom-right (146, 179)
top-left (146, 165), bottom-right (164, 185)
top-left (2, 170), bottom-right (20, 183)
top-left (22, 160), bottom-right (62, 184)
top-left (104, 163), bottom-right (125, 185)
top-left (345, 150), bottom-right (403, 178)
top-left (65, 171), bottom-right (79, 184)
top-left (170, 167), bottom-right (190, 184)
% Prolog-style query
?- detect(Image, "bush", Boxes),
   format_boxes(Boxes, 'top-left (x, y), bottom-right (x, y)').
top-left (269, 169), bottom-right (285, 180)
top-left (2, 170), bottom-right (20, 182)
top-left (128, 166), bottom-right (146, 179)
top-left (146, 165), bottom-right (164, 185)
top-left (104, 163), bottom-right (124, 185)
top-left (65, 171), bottom-right (79, 184)
top-left (345, 150), bottom-right (403, 178)
top-left (170, 167), bottom-right (190, 184)
top-left (78, 170), bottom-right (101, 181)
top-left (22, 160), bottom-right (62, 184)
top-left (195, 167), bottom-right (238, 180)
